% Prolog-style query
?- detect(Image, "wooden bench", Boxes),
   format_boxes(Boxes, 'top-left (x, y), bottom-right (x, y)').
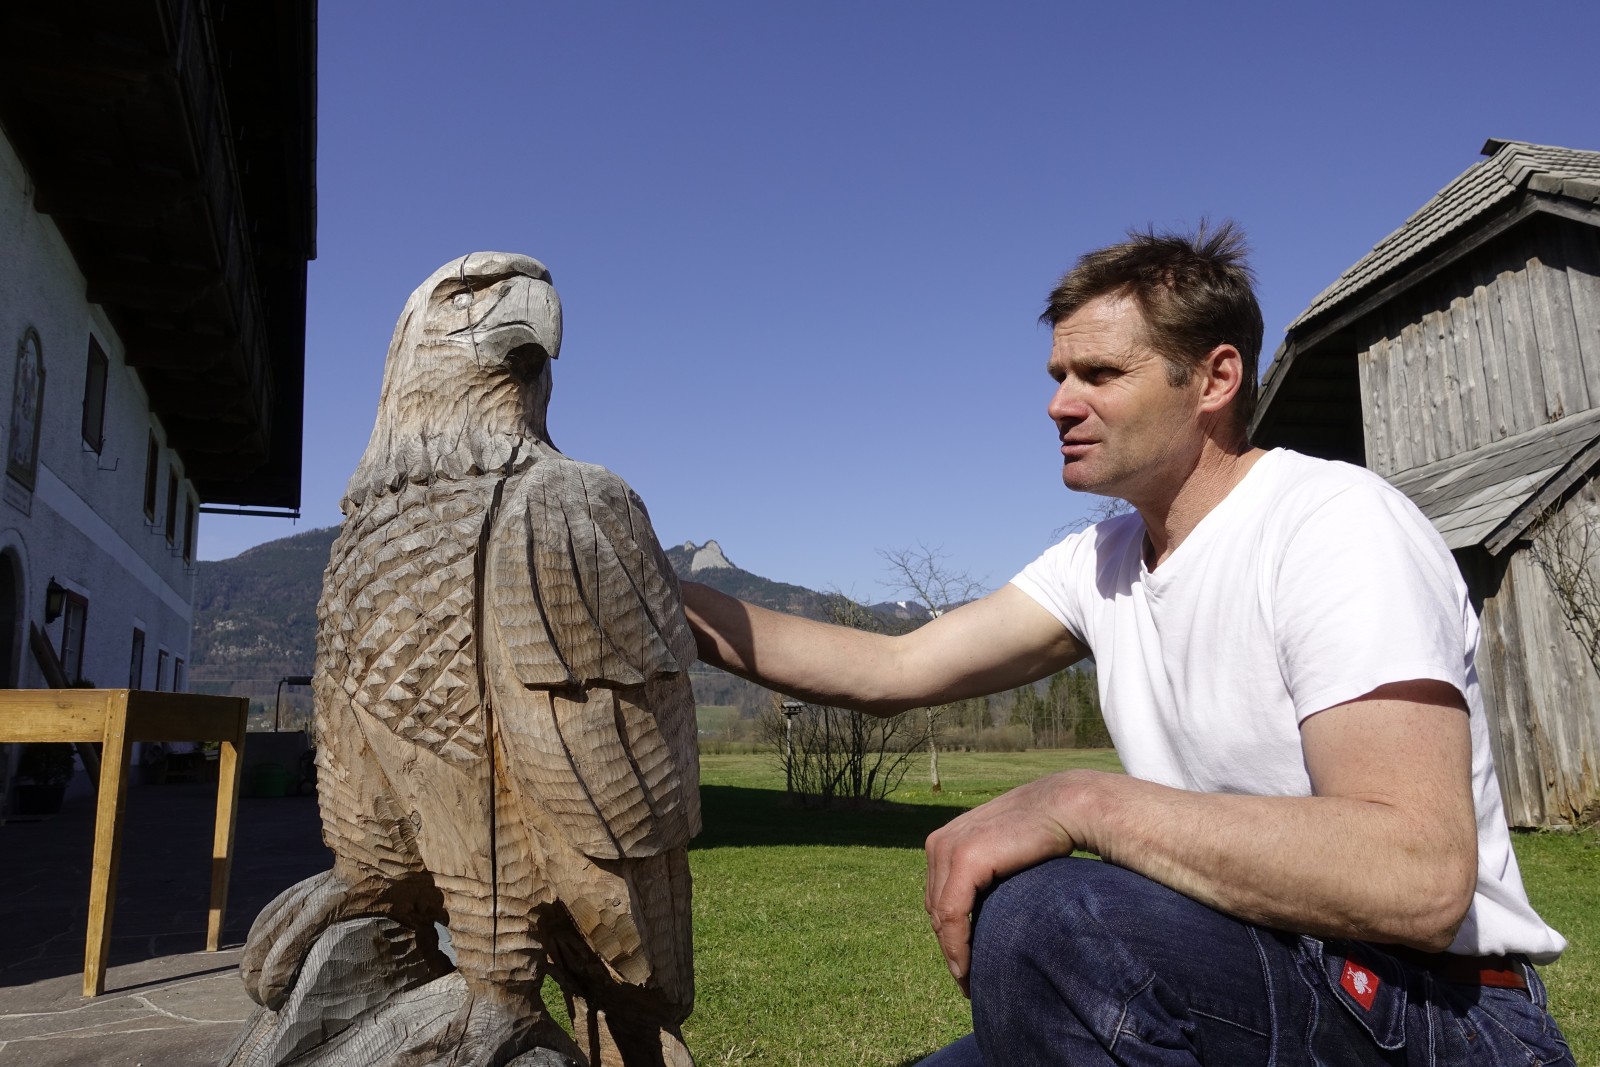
top-left (0, 689), bottom-right (248, 996)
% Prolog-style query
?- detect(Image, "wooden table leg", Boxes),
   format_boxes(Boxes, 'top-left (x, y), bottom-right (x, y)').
top-left (206, 706), bottom-right (246, 951)
top-left (83, 692), bottom-right (132, 997)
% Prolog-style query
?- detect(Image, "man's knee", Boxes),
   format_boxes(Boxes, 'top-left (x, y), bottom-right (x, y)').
top-left (970, 857), bottom-right (1230, 993)
top-left (970, 857), bottom-right (1127, 984)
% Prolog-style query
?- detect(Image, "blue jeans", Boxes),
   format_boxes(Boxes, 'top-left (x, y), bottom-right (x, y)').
top-left (918, 858), bottom-right (1574, 1066)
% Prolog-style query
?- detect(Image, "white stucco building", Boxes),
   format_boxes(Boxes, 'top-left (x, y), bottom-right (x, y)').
top-left (0, 0), bottom-right (315, 805)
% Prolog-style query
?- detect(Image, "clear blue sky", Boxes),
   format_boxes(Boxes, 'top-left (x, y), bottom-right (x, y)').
top-left (199, 0), bottom-right (1600, 600)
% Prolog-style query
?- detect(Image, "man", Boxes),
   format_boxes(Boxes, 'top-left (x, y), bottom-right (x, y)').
top-left (683, 224), bottom-right (1572, 1064)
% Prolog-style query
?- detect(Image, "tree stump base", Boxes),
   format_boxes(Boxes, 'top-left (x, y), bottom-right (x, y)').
top-left (220, 917), bottom-right (581, 1067)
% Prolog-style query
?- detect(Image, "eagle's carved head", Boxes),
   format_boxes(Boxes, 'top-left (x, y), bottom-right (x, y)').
top-left (344, 252), bottom-right (563, 511)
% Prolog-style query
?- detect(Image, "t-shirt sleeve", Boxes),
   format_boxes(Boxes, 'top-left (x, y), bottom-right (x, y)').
top-left (1273, 480), bottom-right (1473, 722)
top-left (1008, 526), bottom-right (1100, 649)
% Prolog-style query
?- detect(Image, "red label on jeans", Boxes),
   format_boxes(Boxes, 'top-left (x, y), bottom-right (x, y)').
top-left (1340, 960), bottom-right (1380, 1010)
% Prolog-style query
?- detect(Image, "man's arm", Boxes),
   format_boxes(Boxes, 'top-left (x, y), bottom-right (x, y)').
top-left (682, 581), bottom-right (1087, 715)
top-left (924, 679), bottom-right (1478, 991)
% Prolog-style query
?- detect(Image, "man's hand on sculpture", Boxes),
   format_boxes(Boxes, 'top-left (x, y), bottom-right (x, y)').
top-left (923, 770), bottom-right (1099, 995)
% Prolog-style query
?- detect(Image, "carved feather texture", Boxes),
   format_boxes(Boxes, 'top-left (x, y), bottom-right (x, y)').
top-left (490, 454), bottom-right (693, 688)
top-left (301, 253), bottom-right (697, 1063)
top-left (320, 479), bottom-right (492, 772)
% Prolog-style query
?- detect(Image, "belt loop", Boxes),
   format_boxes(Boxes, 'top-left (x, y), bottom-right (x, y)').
top-left (1518, 957), bottom-right (1543, 1006)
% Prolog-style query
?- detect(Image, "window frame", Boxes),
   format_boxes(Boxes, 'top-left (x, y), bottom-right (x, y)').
top-left (143, 433), bottom-right (159, 522)
top-left (60, 591), bottom-right (89, 684)
top-left (182, 493), bottom-right (197, 563)
top-left (165, 467), bottom-right (179, 545)
top-left (129, 627), bottom-right (146, 689)
top-left (81, 336), bottom-right (108, 454)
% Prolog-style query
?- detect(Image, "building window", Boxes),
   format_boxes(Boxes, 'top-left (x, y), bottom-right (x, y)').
top-left (173, 657), bottom-right (186, 692)
top-left (82, 337), bottom-right (108, 453)
top-left (129, 628), bottom-right (146, 688)
top-left (60, 592), bottom-right (89, 684)
top-left (144, 433), bottom-right (159, 521)
top-left (183, 495), bottom-right (197, 563)
top-left (156, 648), bottom-right (169, 691)
top-left (165, 468), bottom-right (179, 545)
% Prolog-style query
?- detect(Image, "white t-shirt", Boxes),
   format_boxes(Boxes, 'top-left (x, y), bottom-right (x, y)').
top-left (1011, 448), bottom-right (1565, 962)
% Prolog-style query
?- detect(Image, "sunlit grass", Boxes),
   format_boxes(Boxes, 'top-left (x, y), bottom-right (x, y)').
top-left (1513, 826), bottom-right (1600, 1064)
top-left (684, 750), bottom-right (1113, 1065)
top-left (548, 750), bottom-right (1594, 1065)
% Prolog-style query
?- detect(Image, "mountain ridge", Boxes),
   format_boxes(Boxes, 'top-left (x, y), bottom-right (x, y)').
top-left (189, 529), bottom-right (922, 702)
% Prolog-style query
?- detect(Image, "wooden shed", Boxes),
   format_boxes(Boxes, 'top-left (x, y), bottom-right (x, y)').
top-left (1254, 138), bottom-right (1600, 827)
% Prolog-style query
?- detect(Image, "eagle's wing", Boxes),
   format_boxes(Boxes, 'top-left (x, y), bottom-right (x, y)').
top-left (489, 457), bottom-right (693, 688)
top-left (485, 456), bottom-right (699, 860)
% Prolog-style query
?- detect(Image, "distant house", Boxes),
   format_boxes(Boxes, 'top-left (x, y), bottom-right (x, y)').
top-left (1254, 139), bottom-right (1600, 826)
top-left (0, 2), bottom-right (314, 799)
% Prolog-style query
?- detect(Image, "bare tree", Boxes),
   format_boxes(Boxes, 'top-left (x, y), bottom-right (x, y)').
top-left (759, 692), bottom-right (931, 809)
top-left (757, 592), bottom-right (934, 807)
top-left (1529, 503), bottom-right (1600, 680)
top-left (1007, 666), bottom-right (1107, 750)
top-left (878, 544), bottom-right (988, 792)
top-left (1053, 495), bottom-right (1134, 541)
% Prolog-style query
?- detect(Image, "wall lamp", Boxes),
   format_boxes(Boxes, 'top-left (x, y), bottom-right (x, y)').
top-left (44, 578), bottom-right (66, 622)
top-left (275, 674), bottom-right (314, 732)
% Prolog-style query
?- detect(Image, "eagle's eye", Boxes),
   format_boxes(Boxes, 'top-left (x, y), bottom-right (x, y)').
top-left (451, 292), bottom-right (473, 310)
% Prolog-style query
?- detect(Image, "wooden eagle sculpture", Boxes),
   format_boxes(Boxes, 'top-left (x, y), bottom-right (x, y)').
top-left (222, 253), bottom-right (699, 1067)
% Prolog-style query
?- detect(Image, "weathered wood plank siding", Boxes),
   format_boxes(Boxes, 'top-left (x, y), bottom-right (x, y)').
top-left (1345, 216), bottom-right (1600, 826)
top-left (1562, 224), bottom-right (1600, 403)
top-left (1497, 243), bottom-right (1552, 433)
top-left (1432, 297), bottom-right (1469, 459)
top-left (1462, 486), bottom-right (1600, 826)
top-left (1473, 255), bottom-right (1513, 444)
top-left (1357, 334), bottom-right (1389, 473)
top-left (1449, 288), bottom-right (1494, 450)
top-left (1360, 218), bottom-right (1600, 478)
top-left (1528, 244), bottom-right (1587, 420)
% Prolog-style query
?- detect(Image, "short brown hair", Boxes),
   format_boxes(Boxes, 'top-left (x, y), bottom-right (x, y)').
top-left (1042, 221), bottom-right (1264, 435)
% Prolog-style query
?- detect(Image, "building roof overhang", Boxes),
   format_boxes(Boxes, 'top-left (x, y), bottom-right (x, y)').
top-left (0, 0), bottom-right (316, 509)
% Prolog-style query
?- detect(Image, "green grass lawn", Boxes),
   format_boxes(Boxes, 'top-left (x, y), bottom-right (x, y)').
top-left (695, 705), bottom-right (742, 736)
top-left (654, 750), bottom-right (1599, 1066)
top-left (1514, 826), bottom-right (1600, 1063)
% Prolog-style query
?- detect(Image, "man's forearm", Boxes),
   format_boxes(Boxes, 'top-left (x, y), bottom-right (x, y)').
top-left (681, 582), bottom-right (911, 714)
top-left (1066, 771), bottom-right (1474, 949)
top-left (924, 685), bottom-right (1479, 989)
top-left (683, 581), bottom-right (1085, 716)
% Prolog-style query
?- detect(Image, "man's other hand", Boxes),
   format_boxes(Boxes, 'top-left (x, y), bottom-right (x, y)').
top-left (923, 771), bottom-right (1100, 995)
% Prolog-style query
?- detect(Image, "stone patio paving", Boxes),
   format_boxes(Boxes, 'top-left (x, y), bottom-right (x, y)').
top-left (0, 781), bottom-right (329, 1065)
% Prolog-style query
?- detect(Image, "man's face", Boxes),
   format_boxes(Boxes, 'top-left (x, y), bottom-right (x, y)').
top-left (1046, 295), bottom-right (1205, 505)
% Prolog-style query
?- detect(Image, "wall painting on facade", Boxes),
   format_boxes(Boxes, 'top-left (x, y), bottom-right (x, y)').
top-left (5, 329), bottom-right (45, 516)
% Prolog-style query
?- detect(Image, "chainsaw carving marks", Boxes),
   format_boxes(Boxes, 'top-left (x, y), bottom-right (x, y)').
top-left (225, 253), bottom-right (699, 1067)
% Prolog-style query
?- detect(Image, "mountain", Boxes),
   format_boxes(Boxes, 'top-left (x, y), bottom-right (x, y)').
top-left (664, 540), bottom-right (931, 624)
top-left (189, 525), bottom-right (338, 688)
top-left (188, 531), bottom-right (916, 705)
top-left (664, 540), bottom-right (838, 621)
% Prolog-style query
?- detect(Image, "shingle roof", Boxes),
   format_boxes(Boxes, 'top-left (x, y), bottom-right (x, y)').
top-left (1289, 140), bottom-right (1600, 332)
top-left (1388, 406), bottom-right (1600, 554)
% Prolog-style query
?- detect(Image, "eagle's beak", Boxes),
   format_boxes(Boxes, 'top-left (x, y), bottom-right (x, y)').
top-left (450, 274), bottom-right (563, 371)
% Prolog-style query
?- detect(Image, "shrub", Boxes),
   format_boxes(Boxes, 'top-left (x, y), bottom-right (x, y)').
top-left (16, 743), bottom-right (75, 785)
